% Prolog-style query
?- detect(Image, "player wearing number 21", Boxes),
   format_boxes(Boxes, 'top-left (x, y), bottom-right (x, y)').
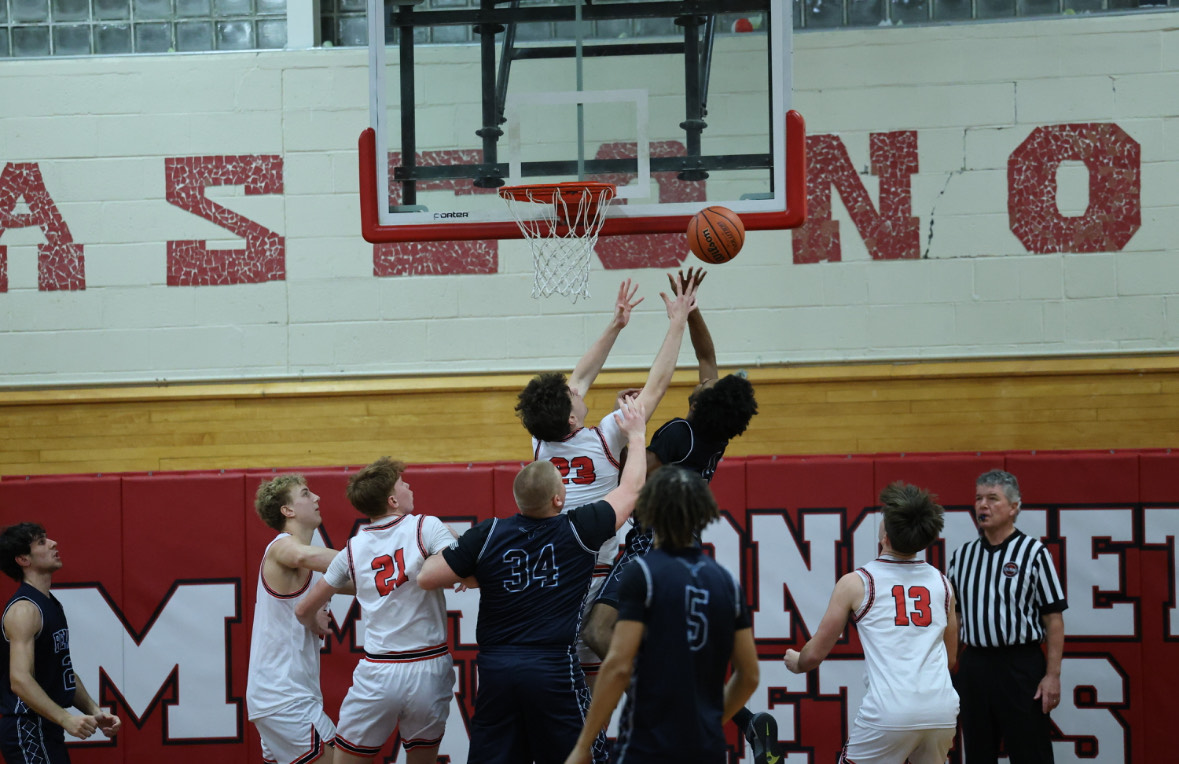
top-left (296, 458), bottom-right (463, 764)
top-left (785, 483), bottom-right (960, 764)
top-left (420, 398), bottom-right (649, 764)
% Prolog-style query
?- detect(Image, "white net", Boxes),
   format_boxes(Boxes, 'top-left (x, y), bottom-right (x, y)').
top-left (500, 183), bottom-right (616, 303)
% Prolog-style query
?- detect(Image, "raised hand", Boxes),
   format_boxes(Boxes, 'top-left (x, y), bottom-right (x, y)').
top-left (613, 388), bottom-right (641, 411)
top-left (660, 270), bottom-right (699, 322)
top-left (615, 397), bottom-right (647, 441)
top-left (667, 267), bottom-right (706, 298)
top-left (611, 279), bottom-right (644, 329)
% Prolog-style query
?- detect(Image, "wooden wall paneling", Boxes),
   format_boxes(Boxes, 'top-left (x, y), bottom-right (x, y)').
top-left (2, 355), bottom-right (1179, 476)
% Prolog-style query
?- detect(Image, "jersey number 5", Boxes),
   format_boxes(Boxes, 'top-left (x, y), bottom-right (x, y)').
top-left (550, 456), bottom-right (596, 486)
top-left (891, 584), bottom-right (932, 627)
top-left (372, 549), bottom-right (410, 596)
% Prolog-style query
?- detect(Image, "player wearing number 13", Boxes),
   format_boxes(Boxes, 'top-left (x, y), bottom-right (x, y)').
top-left (785, 483), bottom-right (959, 764)
top-left (296, 459), bottom-right (457, 764)
top-left (420, 398), bottom-right (649, 764)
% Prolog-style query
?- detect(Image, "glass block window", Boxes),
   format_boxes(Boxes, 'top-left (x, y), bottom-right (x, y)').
top-left (0, 0), bottom-right (285, 55)
top-left (321, 0), bottom-right (1179, 49)
top-left (0, 0), bottom-right (1177, 58)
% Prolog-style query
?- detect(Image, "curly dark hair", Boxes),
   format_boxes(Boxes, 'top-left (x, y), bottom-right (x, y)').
top-left (0, 522), bottom-right (46, 582)
top-left (516, 372), bottom-right (574, 442)
top-left (635, 466), bottom-right (720, 550)
top-left (879, 481), bottom-right (944, 555)
top-left (688, 374), bottom-right (758, 443)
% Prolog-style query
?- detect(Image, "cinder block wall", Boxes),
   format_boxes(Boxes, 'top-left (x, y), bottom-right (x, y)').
top-left (0, 14), bottom-right (1176, 387)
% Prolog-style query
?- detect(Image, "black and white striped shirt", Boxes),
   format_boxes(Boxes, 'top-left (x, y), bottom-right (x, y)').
top-left (947, 529), bottom-right (1067, 648)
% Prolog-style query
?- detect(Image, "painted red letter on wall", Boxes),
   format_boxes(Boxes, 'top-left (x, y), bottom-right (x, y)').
top-left (793, 132), bottom-right (920, 264)
top-left (374, 151), bottom-right (498, 276)
top-left (165, 155), bottom-right (285, 286)
top-left (592, 141), bottom-right (704, 270)
top-left (0, 162), bottom-right (85, 292)
top-left (1008, 123), bottom-right (1140, 253)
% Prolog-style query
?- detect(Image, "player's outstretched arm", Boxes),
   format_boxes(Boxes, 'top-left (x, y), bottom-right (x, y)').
top-left (569, 279), bottom-right (643, 395)
top-left (294, 579), bottom-right (338, 637)
top-left (4, 602), bottom-right (98, 740)
top-left (723, 627), bottom-right (760, 723)
top-left (784, 572), bottom-right (862, 674)
top-left (268, 535), bottom-right (337, 574)
top-left (73, 677), bottom-right (121, 738)
top-left (669, 268), bottom-right (718, 382)
top-left (633, 274), bottom-right (698, 421)
top-left (418, 552), bottom-right (465, 590)
top-left (564, 619), bottom-right (644, 764)
top-left (602, 398), bottom-right (648, 529)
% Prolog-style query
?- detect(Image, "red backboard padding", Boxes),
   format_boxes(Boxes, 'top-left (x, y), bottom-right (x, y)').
top-left (0, 451), bottom-right (1174, 764)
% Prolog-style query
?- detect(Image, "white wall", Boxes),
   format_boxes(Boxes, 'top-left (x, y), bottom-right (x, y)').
top-left (0, 12), bottom-right (1176, 386)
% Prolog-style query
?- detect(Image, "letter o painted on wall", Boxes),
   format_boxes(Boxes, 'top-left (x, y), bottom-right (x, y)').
top-left (1008, 123), bottom-right (1140, 254)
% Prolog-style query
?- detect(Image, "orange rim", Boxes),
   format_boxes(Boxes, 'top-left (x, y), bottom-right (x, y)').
top-left (498, 182), bottom-right (616, 205)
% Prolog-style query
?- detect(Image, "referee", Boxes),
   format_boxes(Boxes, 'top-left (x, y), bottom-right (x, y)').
top-left (947, 469), bottom-right (1067, 764)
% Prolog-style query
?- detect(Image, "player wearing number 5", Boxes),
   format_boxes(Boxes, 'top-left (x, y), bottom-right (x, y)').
top-left (784, 483), bottom-right (959, 764)
top-left (420, 398), bottom-right (648, 764)
top-left (565, 466), bottom-right (759, 764)
top-left (296, 459), bottom-right (459, 764)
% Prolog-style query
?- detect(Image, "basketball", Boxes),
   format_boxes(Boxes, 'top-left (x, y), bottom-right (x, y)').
top-left (687, 206), bottom-right (746, 264)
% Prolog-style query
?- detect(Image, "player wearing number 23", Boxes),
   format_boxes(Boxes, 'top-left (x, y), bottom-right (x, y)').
top-left (421, 398), bottom-right (649, 764)
top-left (785, 483), bottom-right (959, 764)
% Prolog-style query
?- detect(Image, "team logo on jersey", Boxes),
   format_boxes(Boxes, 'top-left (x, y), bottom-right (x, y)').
top-left (1002, 562), bottom-right (1019, 577)
top-left (53, 628), bottom-right (69, 653)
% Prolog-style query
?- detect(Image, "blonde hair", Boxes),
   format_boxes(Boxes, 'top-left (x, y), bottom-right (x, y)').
top-left (254, 474), bottom-right (306, 531)
top-left (513, 461), bottom-right (562, 515)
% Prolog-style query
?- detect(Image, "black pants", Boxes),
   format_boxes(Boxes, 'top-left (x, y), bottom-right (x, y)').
top-left (954, 643), bottom-right (1055, 764)
top-left (0, 713), bottom-right (70, 764)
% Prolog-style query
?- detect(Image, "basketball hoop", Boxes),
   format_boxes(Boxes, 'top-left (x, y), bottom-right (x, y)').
top-left (499, 182), bottom-right (617, 302)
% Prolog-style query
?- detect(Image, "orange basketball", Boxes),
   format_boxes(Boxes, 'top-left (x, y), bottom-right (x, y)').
top-left (687, 206), bottom-right (745, 264)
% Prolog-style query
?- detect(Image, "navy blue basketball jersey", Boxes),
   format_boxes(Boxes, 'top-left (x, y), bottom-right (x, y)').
top-left (443, 501), bottom-right (616, 647)
top-left (0, 583), bottom-right (76, 716)
top-left (613, 547), bottom-right (750, 763)
top-left (596, 419), bottom-right (725, 609)
top-left (647, 418), bottom-right (728, 483)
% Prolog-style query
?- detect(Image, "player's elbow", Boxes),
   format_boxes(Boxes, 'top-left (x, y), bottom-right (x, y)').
top-left (9, 672), bottom-right (38, 702)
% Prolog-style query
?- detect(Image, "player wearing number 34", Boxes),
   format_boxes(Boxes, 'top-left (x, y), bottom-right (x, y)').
top-left (785, 483), bottom-right (960, 764)
top-left (420, 398), bottom-right (649, 764)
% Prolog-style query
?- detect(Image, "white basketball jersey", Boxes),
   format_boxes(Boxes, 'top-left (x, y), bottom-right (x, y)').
top-left (533, 410), bottom-right (626, 565)
top-left (246, 534), bottom-right (326, 719)
top-left (852, 557), bottom-right (960, 730)
top-left (325, 513), bottom-right (452, 656)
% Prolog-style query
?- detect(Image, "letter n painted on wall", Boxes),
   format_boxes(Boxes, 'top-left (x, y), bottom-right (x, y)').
top-left (1008, 123), bottom-right (1140, 253)
top-left (793, 132), bottom-right (920, 264)
top-left (0, 162), bottom-right (85, 292)
top-left (165, 155), bottom-right (285, 286)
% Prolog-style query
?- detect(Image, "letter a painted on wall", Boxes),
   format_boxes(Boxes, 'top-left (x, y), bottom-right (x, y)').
top-left (0, 162), bottom-right (85, 292)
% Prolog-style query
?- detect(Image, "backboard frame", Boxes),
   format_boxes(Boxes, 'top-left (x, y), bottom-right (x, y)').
top-left (359, 0), bottom-right (806, 244)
